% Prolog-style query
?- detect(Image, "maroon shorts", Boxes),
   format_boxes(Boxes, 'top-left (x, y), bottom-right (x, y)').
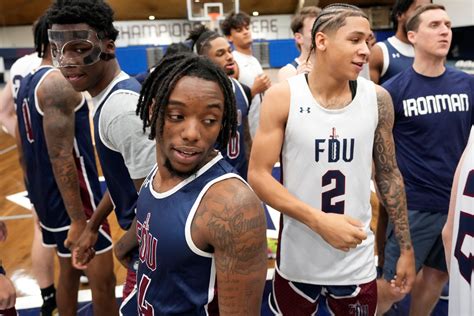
top-left (123, 267), bottom-right (137, 299)
top-left (269, 267), bottom-right (377, 316)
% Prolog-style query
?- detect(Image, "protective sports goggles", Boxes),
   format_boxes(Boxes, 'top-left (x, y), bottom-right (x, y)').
top-left (48, 29), bottom-right (104, 67)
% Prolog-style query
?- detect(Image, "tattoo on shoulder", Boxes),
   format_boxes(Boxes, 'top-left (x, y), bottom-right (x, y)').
top-left (198, 179), bottom-right (267, 276)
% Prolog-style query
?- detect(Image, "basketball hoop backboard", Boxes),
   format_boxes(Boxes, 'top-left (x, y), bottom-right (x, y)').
top-left (186, 0), bottom-right (239, 22)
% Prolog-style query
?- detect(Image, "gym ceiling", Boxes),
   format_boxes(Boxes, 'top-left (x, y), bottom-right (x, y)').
top-left (0, 0), bottom-right (394, 27)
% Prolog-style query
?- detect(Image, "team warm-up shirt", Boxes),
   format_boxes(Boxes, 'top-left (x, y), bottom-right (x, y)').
top-left (278, 74), bottom-right (378, 285)
top-left (448, 126), bottom-right (474, 316)
top-left (233, 50), bottom-right (264, 138)
top-left (92, 72), bottom-right (154, 230)
top-left (377, 36), bottom-right (414, 84)
top-left (136, 154), bottom-right (241, 315)
top-left (16, 66), bottom-right (102, 231)
top-left (384, 67), bottom-right (474, 213)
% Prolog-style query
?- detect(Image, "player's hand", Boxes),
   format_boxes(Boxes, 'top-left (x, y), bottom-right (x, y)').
top-left (0, 221), bottom-right (7, 242)
top-left (114, 234), bottom-right (133, 269)
top-left (0, 274), bottom-right (16, 310)
top-left (64, 219), bottom-right (87, 250)
top-left (251, 73), bottom-right (271, 96)
top-left (296, 61), bottom-right (312, 75)
top-left (390, 248), bottom-right (415, 294)
top-left (72, 225), bottom-right (99, 269)
top-left (315, 212), bottom-right (367, 251)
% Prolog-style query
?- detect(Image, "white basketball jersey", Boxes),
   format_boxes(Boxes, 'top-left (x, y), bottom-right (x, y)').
top-left (449, 126), bottom-right (474, 316)
top-left (10, 53), bottom-right (42, 100)
top-left (278, 74), bottom-right (378, 285)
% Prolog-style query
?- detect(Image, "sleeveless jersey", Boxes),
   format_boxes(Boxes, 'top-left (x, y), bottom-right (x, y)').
top-left (448, 126), bottom-right (474, 316)
top-left (220, 78), bottom-right (250, 178)
top-left (16, 66), bottom-right (102, 230)
top-left (288, 58), bottom-right (300, 71)
top-left (278, 74), bottom-right (378, 285)
top-left (92, 75), bottom-right (141, 230)
top-left (383, 67), bottom-right (474, 213)
top-left (136, 154), bottom-right (240, 315)
top-left (10, 53), bottom-right (41, 101)
top-left (378, 36), bottom-right (414, 84)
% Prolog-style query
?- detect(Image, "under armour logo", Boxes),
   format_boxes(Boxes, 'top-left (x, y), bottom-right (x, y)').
top-left (392, 53), bottom-right (400, 58)
top-left (299, 107), bottom-right (311, 113)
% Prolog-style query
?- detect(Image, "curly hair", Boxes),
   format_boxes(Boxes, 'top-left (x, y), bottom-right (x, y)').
top-left (221, 11), bottom-right (251, 36)
top-left (136, 53), bottom-right (237, 150)
top-left (46, 0), bottom-right (119, 41)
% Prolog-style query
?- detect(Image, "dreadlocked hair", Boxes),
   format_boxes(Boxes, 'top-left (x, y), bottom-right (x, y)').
top-left (187, 24), bottom-right (221, 55)
top-left (46, 0), bottom-right (119, 41)
top-left (34, 14), bottom-right (49, 58)
top-left (136, 53), bottom-right (237, 151)
top-left (308, 3), bottom-right (368, 58)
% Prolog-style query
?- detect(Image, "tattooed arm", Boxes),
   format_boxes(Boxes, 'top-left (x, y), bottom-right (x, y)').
top-left (40, 70), bottom-right (86, 249)
top-left (192, 178), bottom-right (267, 315)
top-left (373, 85), bottom-right (415, 293)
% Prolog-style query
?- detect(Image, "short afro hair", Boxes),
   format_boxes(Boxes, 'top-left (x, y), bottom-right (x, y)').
top-left (47, 0), bottom-right (119, 41)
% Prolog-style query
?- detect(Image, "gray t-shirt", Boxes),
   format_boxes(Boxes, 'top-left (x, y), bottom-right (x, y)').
top-left (93, 72), bottom-right (155, 179)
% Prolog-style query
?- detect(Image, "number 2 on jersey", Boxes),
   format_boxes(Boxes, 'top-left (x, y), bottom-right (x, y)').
top-left (321, 170), bottom-right (346, 214)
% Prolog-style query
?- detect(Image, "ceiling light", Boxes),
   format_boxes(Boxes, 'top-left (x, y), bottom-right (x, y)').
top-left (252, 11), bottom-right (259, 16)
top-left (149, 15), bottom-right (155, 20)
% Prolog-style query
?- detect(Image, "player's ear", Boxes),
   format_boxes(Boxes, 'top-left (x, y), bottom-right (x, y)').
top-left (315, 32), bottom-right (327, 51)
top-left (294, 32), bottom-right (304, 46)
top-left (148, 98), bottom-right (156, 122)
top-left (104, 39), bottom-right (116, 53)
top-left (407, 30), bottom-right (416, 45)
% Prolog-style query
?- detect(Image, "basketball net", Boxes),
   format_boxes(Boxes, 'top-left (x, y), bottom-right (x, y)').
top-left (208, 12), bottom-right (221, 32)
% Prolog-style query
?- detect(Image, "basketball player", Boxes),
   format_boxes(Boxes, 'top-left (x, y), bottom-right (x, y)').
top-left (369, 0), bottom-right (430, 84)
top-left (187, 25), bottom-right (252, 179)
top-left (0, 54), bottom-right (40, 136)
top-left (442, 125), bottom-right (474, 315)
top-left (132, 53), bottom-right (267, 314)
top-left (377, 4), bottom-right (474, 315)
top-left (15, 13), bottom-right (117, 316)
top-left (443, 125), bottom-right (474, 315)
top-left (248, 4), bottom-right (415, 315)
top-left (0, 18), bottom-right (58, 316)
top-left (46, 0), bottom-right (155, 300)
top-left (0, 221), bottom-right (16, 316)
top-left (221, 11), bottom-right (271, 137)
top-left (277, 6), bottom-right (320, 82)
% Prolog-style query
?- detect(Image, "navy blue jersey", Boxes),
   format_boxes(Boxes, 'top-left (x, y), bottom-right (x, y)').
top-left (220, 78), bottom-right (250, 179)
top-left (134, 71), bottom-right (148, 85)
top-left (16, 66), bottom-right (102, 230)
top-left (93, 77), bottom-right (141, 230)
top-left (379, 38), bottom-right (414, 84)
top-left (136, 154), bottom-right (240, 315)
top-left (383, 67), bottom-right (474, 213)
